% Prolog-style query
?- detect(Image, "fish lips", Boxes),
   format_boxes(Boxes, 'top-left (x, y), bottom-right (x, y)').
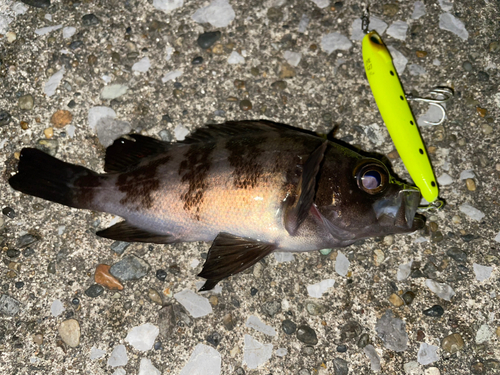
top-left (373, 187), bottom-right (423, 232)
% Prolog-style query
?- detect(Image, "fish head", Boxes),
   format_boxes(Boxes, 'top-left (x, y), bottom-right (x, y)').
top-left (317, 156), bottom-right (424, 243)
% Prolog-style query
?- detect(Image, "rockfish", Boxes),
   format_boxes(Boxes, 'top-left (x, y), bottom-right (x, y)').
top-left (8, 121), bottom-right (424, 290)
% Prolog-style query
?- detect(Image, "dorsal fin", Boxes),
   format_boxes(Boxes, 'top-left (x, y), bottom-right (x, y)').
top-left (182, 120), bottom-right (316, 144)
top-left (104, 134), bottom-right (169, 173)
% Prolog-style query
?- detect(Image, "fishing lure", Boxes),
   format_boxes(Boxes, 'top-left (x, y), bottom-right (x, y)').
top-left (362, 30), bottom-right (440, 203)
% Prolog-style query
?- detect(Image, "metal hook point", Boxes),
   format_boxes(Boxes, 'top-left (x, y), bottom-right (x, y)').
top-left (406, 87), bottom-right (454, 126)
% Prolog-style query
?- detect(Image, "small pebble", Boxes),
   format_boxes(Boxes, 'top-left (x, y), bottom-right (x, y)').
top-left (33, 333), bottom-right (44, 345)
top-left (233, 79), bottom-right (245, 90)
top-left (206, 331), bottom-right (222, 347)
top-left (14, 281), bottom-right (24, 289)
top-left (373, 249), bottom-right (385, 266)
top-left (209, 295), bottom-right (218, 306)
top-left (357, 333), bottom-right (370, 348)
top-left (476, 107), bottom-right (488, 117)
top-left (462, 61), bottom-right (473, 71)
top-left (58, 319), bottom-right (80, 347)
top-left (301, 346), bottom-right (314, 356)
top-left (336, 344), bottom-right (347, 352)
top-left (417, 330), bottom-right (426, 341)
top-left (197, 31), bottom-right (221, 49)
top-left (36, 138), bottom-right (58, 156)
top-left (69, 40), bottom-right (83, 50)
top-left (306, 301), bottom-right (325, 315)
top-left (423, 305), bottom-right (444, 317)
top-left (262, 300), bottom-right (281, 317)
top-left (108, 344), bottom-right (128, 367)
top-left (477, 71), bottom-right (489, 81)
top-left (82, 14), bottom-right (100, 26)
top-left (126, 323), bottom-right (159, 351)
top-left (402, 291), bottom-right (416, 305)
top-left (466, 178), bottom-right (476, 191)
top-left (271, 81), bottom-right (287, 91)
top-left (389, 293), bottom-right (404, 307)
top-left (296, 325), bottom-right (318, 345)
top-left (148, 288), bottom-right (163, 305)
top-left (95, 264), bottom-right (123, 290)
top-left (223, 313), bottom-right (236, 331)
top-left (7, 249), bottom-right (20, 258)
top-left (109, 255), bottom-right (150, 281)
top-left (250, 287), bottom-right (258, 296)
top-left (85, 284), bottom-right (104, 298)
top-left (470, 362), bottom-right (486, 374)
top-left (0, 294), bottom-right (20, 316)
top-left (282, 319), bottom-right (297, 335)
top-left (71, 298), bottom-right (80, 305)
top-left (267, 7), bottom-right (283, 22)
top-left (333, 357), bottom-right (349, 375)
top-left (0, 111), bottom-right (12, 126)
top-left (239, 100), bottom-right (252, 111)
top-left (156, 269), bottom-right (167, 281)
top-left (279, 63), bottom-right (296, 78)
top-left (109, 241), bottom-right (129, 255)
top-left (447, 247), bottom-right (467, 263)
top-left (376, 310), bottom-right (408, 351)
top-left (44, 127), bottom-right (54, 139)
top-left (47, 261), bottom-right (57, 274)
top-left (441, 333), bottom-right (465, 353)
top-left (340, 321), bottom-right (362, 341)
top-left (3, 207), bottom-right (16, 218)
top-left (17, 234), bottom-right (39, 248)
top-left (18, 94), bottom-right (34, 110)
top-left (192, 56), bottom-right (203, 65)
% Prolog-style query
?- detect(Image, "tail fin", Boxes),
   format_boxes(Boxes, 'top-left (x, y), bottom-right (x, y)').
top-left (8, 148), bottom-right (101, 209)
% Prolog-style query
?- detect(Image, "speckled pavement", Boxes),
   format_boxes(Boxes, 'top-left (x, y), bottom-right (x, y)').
top-left (1, 0), bottom-right (499, 374)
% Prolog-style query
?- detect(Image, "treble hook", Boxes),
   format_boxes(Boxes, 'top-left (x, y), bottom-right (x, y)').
top-left (406, 87), bottom-right (454, 126)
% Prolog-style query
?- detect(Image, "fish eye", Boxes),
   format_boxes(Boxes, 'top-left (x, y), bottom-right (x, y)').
top-left (362, 170), bottom-right (382, 190)
top-left (355, 161), bottom-right (389, 195)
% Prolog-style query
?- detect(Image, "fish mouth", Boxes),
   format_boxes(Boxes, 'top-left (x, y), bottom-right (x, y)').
top-left (373, 185), bottom-right (423, 231)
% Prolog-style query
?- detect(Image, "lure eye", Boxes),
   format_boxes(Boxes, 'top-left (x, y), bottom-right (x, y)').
top-left (355, 161), bottom-right (389, 195)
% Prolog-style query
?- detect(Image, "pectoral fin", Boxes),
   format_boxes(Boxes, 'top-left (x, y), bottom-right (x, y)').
top-left (198, 233), bottom-right (276, 291)
top-left (285, 141), bottom-right (328, 235)
top-left (97, 221), bottom-right (175, 244)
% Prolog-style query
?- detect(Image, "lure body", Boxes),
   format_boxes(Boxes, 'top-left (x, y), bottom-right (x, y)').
top-left (362, 31), bottom-right (438, 202)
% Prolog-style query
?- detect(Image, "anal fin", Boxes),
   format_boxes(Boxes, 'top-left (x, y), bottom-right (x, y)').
top-left (96, 221), bottom-right (175, 244)
top-left (198, 233), bottom-right (276, 291)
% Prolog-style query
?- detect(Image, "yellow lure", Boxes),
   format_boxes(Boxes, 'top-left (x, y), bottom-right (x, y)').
top-left (362, 31), bottom-right (438, 203)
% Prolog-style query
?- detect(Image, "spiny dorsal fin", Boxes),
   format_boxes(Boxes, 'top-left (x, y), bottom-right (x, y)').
top-left (97, 221), bottom-right (175, 244)
top-left (182, 120), bottom-right (316, 144)
top-left (198, 232), bottom-right (276, 291)
top-left (104, 134), bottom-right (169, 173)
top-left (284, 140), bottom-right (328, 236)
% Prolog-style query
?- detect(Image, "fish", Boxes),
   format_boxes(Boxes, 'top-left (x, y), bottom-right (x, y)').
top-left (8, 120), bottom-right (424, 290)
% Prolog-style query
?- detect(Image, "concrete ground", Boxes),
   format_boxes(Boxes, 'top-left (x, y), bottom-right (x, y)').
top-left (1, 0), bottom-right (499, 374)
